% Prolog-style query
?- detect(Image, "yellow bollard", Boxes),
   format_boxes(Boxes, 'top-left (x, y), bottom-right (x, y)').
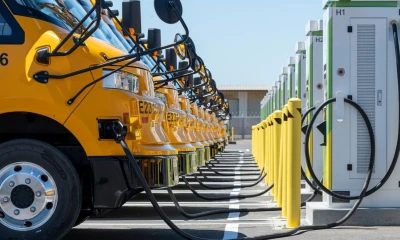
top-left (272, 110), bottom-right (282, 199)
top-left (280, 105), bottom-right (288, 216)
top-left (257, 122), bottom-right (262, 166)
top-left (263, 118), bottom-right (267, 181)
top-left (267, 116), bottom-right (273, 186)
top-left (268, 116), bottom-right (275, 191)
top-left (259, 124), bottom-right (262, 165)
top-left (262, 120), bottom-right (268, 172)
top-left (261, 120), bottom-right (267, 170)
top-left (232, 127), bottom-right (235, 142)
top-left (287, 98), bottom-right (302, 228)
top-left (256, 124), bottom-right (259, 164)
top-left (253, 125), bottom-right (256, 161)
top-left (253, 125), bottom-right (258, 163)
top-left (253, 125), bottom-right (256, 163)
top-left (252, 126), bottom-right (255, 156)
top-left (262, 116), bottom-right (271, 183)
top-left (255, 124), bottom-right (259, 164)
top-left (270, 112), bottom-right (277, 195)
top-left (276, 110), bottom-right (284, 206)
top-left (259, 123), bottom-right (263, 167)
top-left (265, 116), bottom-right (271, 184)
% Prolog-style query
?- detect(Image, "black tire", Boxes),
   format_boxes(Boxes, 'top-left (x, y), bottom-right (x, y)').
top-left (0, 139), bottom-right (82, 239)
top-left (73, 211), bottom-right (90, 227)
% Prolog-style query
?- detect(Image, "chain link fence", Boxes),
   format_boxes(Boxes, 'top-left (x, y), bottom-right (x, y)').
top-left (230, 116), bottom-right (260, 139)
top-left (230, 111), bottom-right (261, 117)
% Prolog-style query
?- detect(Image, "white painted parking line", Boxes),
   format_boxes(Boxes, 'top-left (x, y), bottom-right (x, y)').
top-left (234, 182), bottom-right (241, 186)
top-left (229, 191), bottom-right (239, 203)
top-left (229, 192), bottom-right (239, 197)
top-left (222, 223), bottom-right (239, 240)
top-left (224, 165), bottom-right (242, 240)
top-left (227, 205), bottom-right (240, 220)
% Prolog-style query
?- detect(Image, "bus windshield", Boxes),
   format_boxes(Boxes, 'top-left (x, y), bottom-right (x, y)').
top-left (16, 0), bottom-right (113, 42)
top-left (18, 0), bottom-right (177, 82)
top-left (16, 0), bottom-right (74, 31)
top-left (72, 0), bottom-right (174, 79)
top-left (65, 0), bottom-right (127, 51)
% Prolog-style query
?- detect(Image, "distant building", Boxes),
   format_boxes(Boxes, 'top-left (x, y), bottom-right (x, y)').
top-left (218, 85), bottom-right (270, 139)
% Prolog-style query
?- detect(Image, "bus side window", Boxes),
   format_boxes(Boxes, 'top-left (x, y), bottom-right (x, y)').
top-left (0, 1), bottom-right (24, 44)
top-left (0, 13), bottom-right (12, 36)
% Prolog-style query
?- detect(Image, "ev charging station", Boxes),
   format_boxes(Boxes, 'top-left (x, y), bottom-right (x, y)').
top-left (268, 91), bottom-right (273, 116)
top-left (281, 67), bottom-right (288, 106)
top-left (261, 96), bottom-right (267, 120)
top-left (287, 57), bottom-right (297, 100)
top-left (267, 93), bottom-right (272, 116)
top-left (304, 19), bottom-right (324, 183)
top-left (306, 0), bottom-right (400, 225)
top-left (273, 82), bottom-right (276, 111)
top-left (276, 80), bottom-right (282, 110)
top-left (295, 41), bottom-right (307, 112)
top-left (295, 41), bottom-right (308, 177)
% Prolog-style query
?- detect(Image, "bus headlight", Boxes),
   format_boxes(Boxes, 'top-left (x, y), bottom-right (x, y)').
top-left (102, 69), bottom-right (139, 93)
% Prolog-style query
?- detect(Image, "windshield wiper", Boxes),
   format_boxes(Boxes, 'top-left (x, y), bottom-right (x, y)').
top-left (39, 2), bottom-right (85, 33)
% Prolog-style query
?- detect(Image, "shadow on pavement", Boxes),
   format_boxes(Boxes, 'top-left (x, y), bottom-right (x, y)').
top-left (89, 205), bottom-right (252, 220)
top-left (66, 228), bottom-right (247, 240)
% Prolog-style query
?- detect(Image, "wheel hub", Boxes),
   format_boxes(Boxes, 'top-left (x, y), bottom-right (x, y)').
top-left (11, 185), bottom-right (34, 209)
top-left (0, 162), bottom-right (58, 231)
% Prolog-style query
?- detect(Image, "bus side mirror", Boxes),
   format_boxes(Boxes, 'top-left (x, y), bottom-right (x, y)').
top-left (148, 28), bottom-right (162, 55)
top-left (122, 0), bottom-right (142, 36)
top-left (154, 0), bottom-right (183, 24)
top-left (165, 48), bottom-right (177, 71)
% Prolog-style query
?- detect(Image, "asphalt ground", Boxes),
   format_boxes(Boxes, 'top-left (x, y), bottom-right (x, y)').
top-left (65, 140), bottom-right (400, 240)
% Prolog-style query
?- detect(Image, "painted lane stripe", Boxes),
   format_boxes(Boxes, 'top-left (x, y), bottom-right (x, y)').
top-left (222, 223), bottom-right (239, 240)
top-left (229, 192), bottom-right (239, 203)
top-left (227, 205), bottom-right (240, 220)
top-left (223, 163), bottom-right (242, 240)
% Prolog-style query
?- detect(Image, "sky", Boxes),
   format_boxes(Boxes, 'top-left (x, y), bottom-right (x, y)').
top-left (113, 0), bottom-right (324, 86)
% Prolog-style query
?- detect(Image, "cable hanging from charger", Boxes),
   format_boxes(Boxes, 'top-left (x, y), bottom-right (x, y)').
top-left (193, 172), bottom-right (267, 190)
top-left (111, 22), bottom-right (400, 238)
top-left (197, 169), bottom-right (265, 182)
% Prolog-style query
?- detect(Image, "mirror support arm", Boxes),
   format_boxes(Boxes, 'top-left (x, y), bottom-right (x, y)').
top-left (178, 80), bottom-right (208, 93)
top-left (49, 1), bottom-right (101, 57)
top-left (152, 54), bottom-right (193, 77)
top-left (189, 83), bottom-right (217, 101)
top-left (34, 2), bottom-right (189, 82)
top-left (153, 52), bottom-right (203, 84)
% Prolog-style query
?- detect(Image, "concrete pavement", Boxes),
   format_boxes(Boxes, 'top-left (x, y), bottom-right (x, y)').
top-left (65, 140), bottom-right (400, 240)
